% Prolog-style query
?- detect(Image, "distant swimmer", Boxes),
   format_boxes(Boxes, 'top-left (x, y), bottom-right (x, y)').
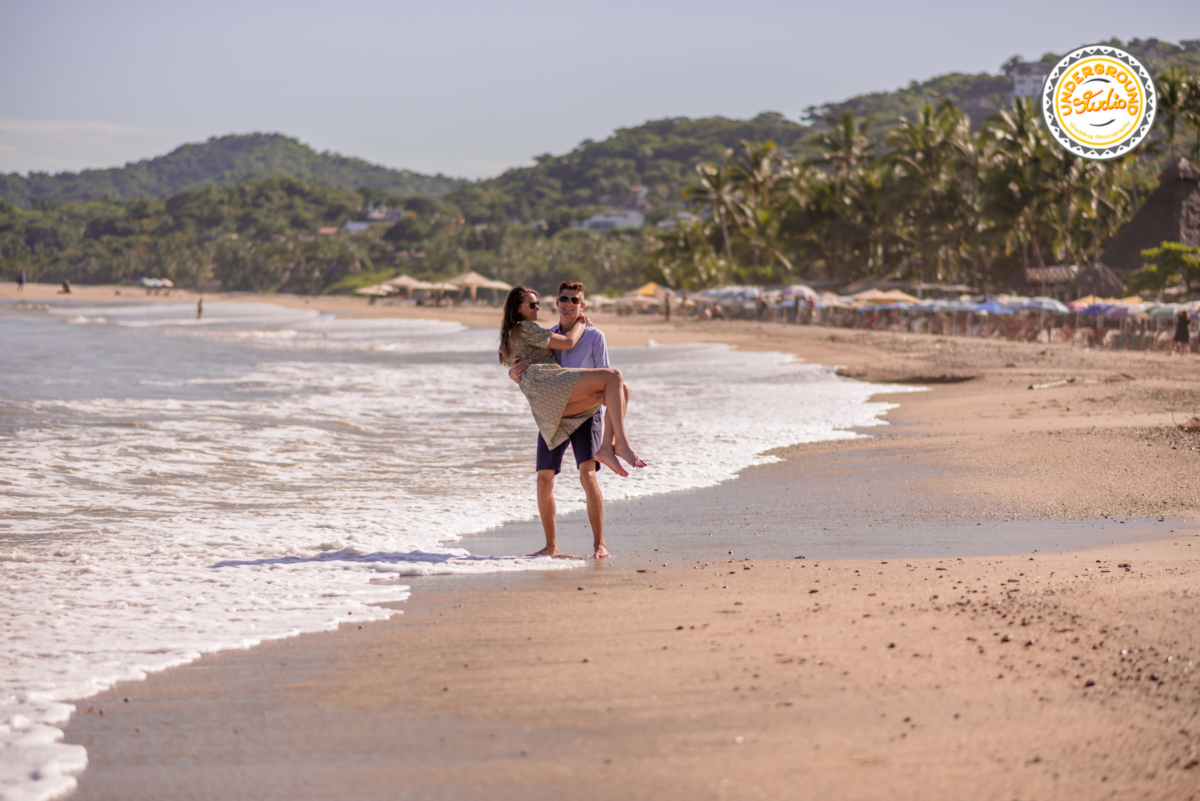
top-left (16, 270), bottom-right (25, 292)
top-left (59, 279), bottom-right (71, 294)
top-left (197, 298), bottom-right (204, 320)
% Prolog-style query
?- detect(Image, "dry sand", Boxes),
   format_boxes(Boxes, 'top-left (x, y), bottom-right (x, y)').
top-left (7, 283), bottom-right (1200, 799)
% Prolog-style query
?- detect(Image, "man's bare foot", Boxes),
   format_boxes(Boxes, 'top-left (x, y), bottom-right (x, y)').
top-left (615, 445), bottom-right (646, 469)
top-left (594, 448), bottom-right (629, 477)
top-left (527, 546), bottom-right (558, 557)
top-left (593, 544), bottom-right (611, 559)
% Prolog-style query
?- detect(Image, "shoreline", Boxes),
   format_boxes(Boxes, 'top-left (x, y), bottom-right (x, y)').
top-left (7, 283), bottom-right (1200, 798)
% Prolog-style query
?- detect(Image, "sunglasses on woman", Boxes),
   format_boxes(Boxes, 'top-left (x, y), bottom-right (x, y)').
top-left (526, 300), bottom-right (540, 309)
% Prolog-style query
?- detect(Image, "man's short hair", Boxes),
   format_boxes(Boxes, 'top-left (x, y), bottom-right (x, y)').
top-left (558, 280), bottom-right (586, 296)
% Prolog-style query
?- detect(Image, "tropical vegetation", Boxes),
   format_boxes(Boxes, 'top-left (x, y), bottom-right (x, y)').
top-left (3, 39), bottom-right (1200, 298)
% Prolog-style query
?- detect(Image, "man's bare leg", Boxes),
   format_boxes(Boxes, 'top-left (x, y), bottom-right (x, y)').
top-left (528, 469), bottom-right (558, 556)
top-left (578, 461), bottom-right (609, 558)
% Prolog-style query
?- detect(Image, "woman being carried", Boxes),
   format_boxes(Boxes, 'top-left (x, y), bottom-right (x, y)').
top-left (499, 285), bottom-right (644, 476)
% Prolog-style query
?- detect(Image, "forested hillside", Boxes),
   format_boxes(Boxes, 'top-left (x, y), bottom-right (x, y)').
top-left (447, 113), bottom-right (812, 224)
top-left (0, 133), bottom-right (460, 207)
top-left (4, 37), bottom-right (1199, 297)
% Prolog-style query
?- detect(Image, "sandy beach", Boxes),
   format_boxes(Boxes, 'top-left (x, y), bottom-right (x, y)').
top-left (6, 283), bottom-right (1200, 799)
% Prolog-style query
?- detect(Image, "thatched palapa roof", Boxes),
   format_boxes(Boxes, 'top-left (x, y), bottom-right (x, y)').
top-left (1067, 262), bottom-right (1126, 298)
top-left (1099, 157), bottom-right (1200, 280)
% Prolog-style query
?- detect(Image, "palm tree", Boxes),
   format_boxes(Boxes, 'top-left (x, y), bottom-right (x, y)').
top-left (685, 162), bottom-right (738, 264)
top-left (807, 109), bottom-right (873, 195)
top-left (886, 100), bottom-right (965, 282)
top-left (983, 99), bottom-right (1049, 270)
top-left (726, 140), bottom-right (794, 279)
top-left (1155, 68), bottom-right (1192, 160)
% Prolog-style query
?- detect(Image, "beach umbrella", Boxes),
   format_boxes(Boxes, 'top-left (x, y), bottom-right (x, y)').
top-left (781, 284), bottom-right (818, 300)
top-left (477, 278), bottom-right (513, 304)
top-left (1001, 296), bottom-right (1070, 313)
top-left (1028, 296), bottom-right (1070, 314)
top-left (1145, 303), bottom-right (1188, 317)
top-left (446, 270), bottom-right (498, 301)
top-left (354, 284), bottom-right (393, 296)
top-left (881, 289), bottom-right (920, 303)
top-left (971, 300), bottom-right (1014, 315)
top-left (1102, 303), bottom-right (1145, 318)
top-left (381, 274), bottom-right (421, 298)
top-left (849, 289), bottom-right (893, 303)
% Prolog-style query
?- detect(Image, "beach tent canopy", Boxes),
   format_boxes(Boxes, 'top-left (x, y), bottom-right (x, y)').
top-left (384, 274), bottom-right (422, 288)
top-left (480, 278), bottom-right (512, 291)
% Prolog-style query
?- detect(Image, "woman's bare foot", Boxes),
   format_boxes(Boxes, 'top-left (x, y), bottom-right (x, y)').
top-left (594, 447), bottom-right (629, 477)
top-left (615, 445), bottom-right (646, 469)
top-left (526, 546), bottom-right (558, 557)
top-left (594, 544), bottom-right (611, 559)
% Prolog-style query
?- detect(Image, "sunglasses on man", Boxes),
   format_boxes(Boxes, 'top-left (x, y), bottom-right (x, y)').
top-left (558, 295), bottom-right (583, 305)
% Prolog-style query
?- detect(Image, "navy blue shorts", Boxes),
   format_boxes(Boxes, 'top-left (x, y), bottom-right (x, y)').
top-left (536, 411), bottom-right (603, 474)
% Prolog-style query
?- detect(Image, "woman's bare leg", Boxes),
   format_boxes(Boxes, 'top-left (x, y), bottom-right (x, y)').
top-left (567, 370), bottom-right (644, 470)
top-left (562, 394), bottom-right (603, 418)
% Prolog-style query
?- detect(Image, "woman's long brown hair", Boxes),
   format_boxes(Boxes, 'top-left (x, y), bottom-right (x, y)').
top-left (498, 285), bottom-right (534, 365)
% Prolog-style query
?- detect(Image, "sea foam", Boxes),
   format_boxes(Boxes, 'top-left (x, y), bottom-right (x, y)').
top-left (0, 300), bottom-right (909, 800)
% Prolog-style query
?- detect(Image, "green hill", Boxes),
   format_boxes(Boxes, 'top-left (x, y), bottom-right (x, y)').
top-left (807, 37), bottom-right (1200, 132)
top-left (448, 112), bottom-right (813, 224)
top-left (0, 133), bottom-right (460, 207)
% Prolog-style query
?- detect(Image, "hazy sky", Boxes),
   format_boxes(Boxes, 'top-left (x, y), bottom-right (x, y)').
top-left (1, 0), bottom-right (1197, 179)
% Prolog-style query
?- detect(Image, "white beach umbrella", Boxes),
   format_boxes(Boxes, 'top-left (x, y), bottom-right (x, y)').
top-left (354, 284), bottom-right (393, 296)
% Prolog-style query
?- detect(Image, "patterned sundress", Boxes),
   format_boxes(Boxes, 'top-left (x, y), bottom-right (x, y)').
top-left (508, 320), bottom-right (597, 449)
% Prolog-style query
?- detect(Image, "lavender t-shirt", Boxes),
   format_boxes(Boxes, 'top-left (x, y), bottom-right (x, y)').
top-left (552, 322), bottom-right (609, 424)
top-left (551, 322), bottom-right (610, 370)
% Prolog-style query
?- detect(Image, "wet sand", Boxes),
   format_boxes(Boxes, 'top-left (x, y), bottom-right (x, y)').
top-left (7, 283), bottom-right (1200, 798)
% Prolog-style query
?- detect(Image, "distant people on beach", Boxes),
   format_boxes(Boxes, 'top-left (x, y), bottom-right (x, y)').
top-left (16, 270), bottom-right (25, 292)
top-left (1174, 310), bottom-right (1192, 355)
top-left (58, 279), bottom-right (71, 294)
top-left (502, 281), bottom-right (642, 558)
top-left (197, 298), bottom-right (204, 320)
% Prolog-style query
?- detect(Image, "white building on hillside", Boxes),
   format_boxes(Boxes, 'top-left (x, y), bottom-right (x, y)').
top-left (656, 211), bottom-right (701, 229)
top-left (1008, 60), bottom-right (1051, 101)
top-left (581, 210), bottom-right (645, 232)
